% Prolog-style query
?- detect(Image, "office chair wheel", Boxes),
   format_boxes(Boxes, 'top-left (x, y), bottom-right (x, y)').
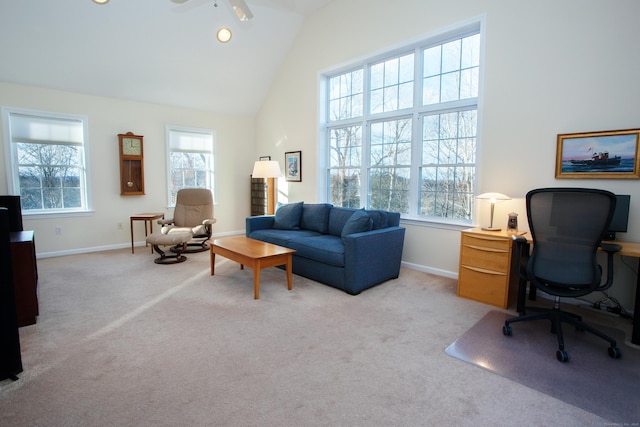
top-left (608, 346), bottom-right (622, 359)
top-left (502, 325), bottom-right (512, 336)
top-left (556, 349), bottom-right (570, 362)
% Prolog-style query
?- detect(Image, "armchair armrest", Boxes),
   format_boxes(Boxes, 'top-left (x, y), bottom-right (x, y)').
top-left (158, 218), bottom-right (174, 225)
top-left (203, 218), bottom-right (217, 226)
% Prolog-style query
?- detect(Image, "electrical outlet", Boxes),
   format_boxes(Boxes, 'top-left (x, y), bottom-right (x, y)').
top-left (55, 226), bottom-right (62, 235)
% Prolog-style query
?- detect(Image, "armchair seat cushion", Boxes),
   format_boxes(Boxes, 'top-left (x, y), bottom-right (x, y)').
top-left (162, 224), bottom-right (208, 236)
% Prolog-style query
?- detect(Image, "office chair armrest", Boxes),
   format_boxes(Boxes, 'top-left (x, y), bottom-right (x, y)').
top-left (598, 242), bottom-right (622, 291)
top-left (600, 242), bottom-right (622, 254)
top-left (512, 235), bottom-right (528, 244)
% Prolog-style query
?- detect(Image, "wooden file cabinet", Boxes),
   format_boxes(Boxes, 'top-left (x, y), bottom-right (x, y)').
top-left (457, 228), bottom-right (522, 309)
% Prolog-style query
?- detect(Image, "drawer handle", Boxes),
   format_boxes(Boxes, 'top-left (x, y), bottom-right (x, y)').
top-left (462, 265), bottom-right (507, 276)
top-left (465, 235), bottom-right (506, 242)
top-left (463, 244), bottom-right (508, 254)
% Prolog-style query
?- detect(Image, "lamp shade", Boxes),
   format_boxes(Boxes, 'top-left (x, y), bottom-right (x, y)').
top-left (252, 160), bottom-right (282, 178)
top-left (477, 192), bottom-right (511, 201)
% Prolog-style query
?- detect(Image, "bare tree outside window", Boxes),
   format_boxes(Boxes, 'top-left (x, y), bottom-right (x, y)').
top-left (4, 110), bottom-right (89, 213)
top-left (167, 127), bottom-right (215, 206)
top-left (325, 29), bottom-right (480, 223)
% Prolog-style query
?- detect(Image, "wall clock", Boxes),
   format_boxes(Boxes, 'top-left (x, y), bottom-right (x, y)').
top-left (118, 132), bottom-right (145, 196)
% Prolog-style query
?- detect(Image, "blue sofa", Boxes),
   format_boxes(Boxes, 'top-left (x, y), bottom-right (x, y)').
top-left (246, 202), bottom-right (405, 295)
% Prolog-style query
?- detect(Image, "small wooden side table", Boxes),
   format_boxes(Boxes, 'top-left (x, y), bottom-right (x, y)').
top-left (130, 213), bottom-right (165, 253)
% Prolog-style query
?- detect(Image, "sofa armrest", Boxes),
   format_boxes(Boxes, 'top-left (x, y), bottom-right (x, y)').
top-left (246, 215), bottom-right (275, 235)
top-left (342, 226), bottom-right (406, 294)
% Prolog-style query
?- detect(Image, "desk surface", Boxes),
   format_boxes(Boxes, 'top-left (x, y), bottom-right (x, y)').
top-left (604, 240), bottom-right (640, 257)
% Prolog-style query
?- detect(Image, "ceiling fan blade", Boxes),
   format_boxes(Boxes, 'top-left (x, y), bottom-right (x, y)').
top-left (228, 0), bottom-right (254, 21)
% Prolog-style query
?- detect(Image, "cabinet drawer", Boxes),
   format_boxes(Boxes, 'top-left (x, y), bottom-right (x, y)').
top-left (462, 233), bottom-right (510, 251)
top-left (457, 265), bottom-right (508, 307)
top-left (460, 243), bottom-right (509, 272)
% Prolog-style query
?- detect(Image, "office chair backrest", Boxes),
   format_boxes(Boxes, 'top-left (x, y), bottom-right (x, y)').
top-left (526, 188), bottom-right (616, 292)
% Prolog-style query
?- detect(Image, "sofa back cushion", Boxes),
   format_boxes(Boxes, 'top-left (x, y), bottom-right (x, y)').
top-left (328, 207), bottom-right (358, 236)
top-left (300, 203), bottom-right (332, 234)
top-left (341, 209), bottom-right (373, 239)
top-left (365, 210), bottom-right (389, 230)
top-left (273, 202), bottom-right (303, 230)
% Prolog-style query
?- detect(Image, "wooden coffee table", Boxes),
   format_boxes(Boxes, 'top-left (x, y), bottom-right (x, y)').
top-left (209, 236), bottom-right (296, 299)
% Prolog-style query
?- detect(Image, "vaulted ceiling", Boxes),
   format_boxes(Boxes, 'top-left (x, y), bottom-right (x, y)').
top-left (0, 0), bottom-right (332, 115)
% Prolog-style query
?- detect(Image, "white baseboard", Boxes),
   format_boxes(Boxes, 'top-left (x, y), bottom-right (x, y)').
top-left (401, 261), bottom-right (458, 280)
top-left (37, 229), bottom-right (245, 259)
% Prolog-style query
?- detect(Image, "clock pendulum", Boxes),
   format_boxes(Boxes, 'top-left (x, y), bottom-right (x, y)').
top-left (127, 160), bottom-right (134, 188)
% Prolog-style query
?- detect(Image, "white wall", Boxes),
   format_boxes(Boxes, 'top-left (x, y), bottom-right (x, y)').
top-left (0, 82), bottom-right (254, 256)
top-left (255, 0), bottom-right (640, 308)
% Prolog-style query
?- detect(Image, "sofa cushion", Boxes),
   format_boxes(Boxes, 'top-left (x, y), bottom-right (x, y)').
top-left (287, 235), bottom-right (345, 267)
top-left (273, 202), bottom-right (303, 230)
top-left (249, 229), bottom-right (321, 247)
top-left (366, 210), bottom-right (389, 230)
top-left (300, 203), bottom-right (332, 234)
top-left (341, 209), bottom-right (373, 239)
top-left (328, 207), bottom-right (358, 236)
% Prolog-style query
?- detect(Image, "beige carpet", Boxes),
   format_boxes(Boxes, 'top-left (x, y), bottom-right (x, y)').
top-left (0, 248), bottom-right (631, 426)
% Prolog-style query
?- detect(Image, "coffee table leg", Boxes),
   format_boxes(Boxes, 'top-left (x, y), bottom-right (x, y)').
top-left (210, 251), bottom-right (216, 276)
top-left (286, 255), bottom-right (293, 291)
top-left (253, 261), bottom-right (260, 300)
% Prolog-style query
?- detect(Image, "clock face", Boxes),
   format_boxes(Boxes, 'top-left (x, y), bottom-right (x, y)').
top-left (122, 137), bottom-right (142, 156)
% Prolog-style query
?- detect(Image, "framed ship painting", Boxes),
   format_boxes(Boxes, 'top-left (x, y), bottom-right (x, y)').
top-left (555, 129), bottom-right (640, 179)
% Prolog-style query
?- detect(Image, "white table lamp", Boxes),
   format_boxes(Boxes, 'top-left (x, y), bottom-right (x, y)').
top-left (477, 192), bottom-right (511, 231)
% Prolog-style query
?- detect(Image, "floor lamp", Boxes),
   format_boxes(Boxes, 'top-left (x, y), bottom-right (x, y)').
top-left (477, 192), bottom-right (511, 231)
top-left (252, 160), bottom-right (283, 215)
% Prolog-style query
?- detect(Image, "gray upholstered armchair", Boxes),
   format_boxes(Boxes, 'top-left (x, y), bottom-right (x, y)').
top-left (158, 188), bottom-right (216, 253)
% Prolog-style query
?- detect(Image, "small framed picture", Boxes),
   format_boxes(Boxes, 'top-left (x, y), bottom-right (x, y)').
top-left (285, 151), bottom-right (302, 182)
top-left (259, 156), bottom-right (271, 161)
top-left (555, 129), bottom-right (640, 179)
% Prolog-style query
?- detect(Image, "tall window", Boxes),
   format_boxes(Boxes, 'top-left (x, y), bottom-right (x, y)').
top-left (166, 126), bottom-right (215, 206)
top-left (2, 108), bottom-right (90, 213)
top-left (324, 25), bottom-right (481, 224)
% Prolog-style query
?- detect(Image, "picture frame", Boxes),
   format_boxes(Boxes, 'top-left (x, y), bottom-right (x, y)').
top-left (285, 151), bottom-right (302, 182)
top-left (555, 129), bottom-right (640, 179)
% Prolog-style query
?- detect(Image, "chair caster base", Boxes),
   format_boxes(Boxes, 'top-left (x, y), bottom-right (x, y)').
top-left (608, 346), bottom-right (622, 359)
top-left (556, 349), bottom-right (570, 362)
top-left (153, 244), bottom-right (187, 264)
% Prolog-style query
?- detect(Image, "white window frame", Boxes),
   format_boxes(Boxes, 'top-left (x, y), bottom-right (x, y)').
top-left (320, 19), bottom-right (484, 227)
top-left (165, 125), bottom-right (216, 207)
top-left (2, 106), bottom-right (92, 217)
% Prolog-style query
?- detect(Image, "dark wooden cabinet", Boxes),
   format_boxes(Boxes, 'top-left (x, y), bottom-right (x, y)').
top-left (10, 231), bottom-right (38, 327)
top-left (250, 176), bottom-right (267, 216)
top-left (0, 209), bottom-right (22, 381)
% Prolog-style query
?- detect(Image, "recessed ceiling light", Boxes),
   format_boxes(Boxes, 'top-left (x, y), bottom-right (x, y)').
top-left (217, 27), bottom-right (232, 43)
top-left (92, 0), bottom-right (109, 4)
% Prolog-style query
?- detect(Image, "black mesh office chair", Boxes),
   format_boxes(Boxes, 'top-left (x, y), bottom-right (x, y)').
top-left (503, 188), bottom-right (623, 362)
